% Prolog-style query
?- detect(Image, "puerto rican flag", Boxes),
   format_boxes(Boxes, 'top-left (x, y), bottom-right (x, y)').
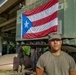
top-left (21, 0), bottom-right (59, 39)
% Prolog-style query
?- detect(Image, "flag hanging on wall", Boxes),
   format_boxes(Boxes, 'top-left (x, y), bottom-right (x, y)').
top-left (21, 0), bottom-right (59, 39)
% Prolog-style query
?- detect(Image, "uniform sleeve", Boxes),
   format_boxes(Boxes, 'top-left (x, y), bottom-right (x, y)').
top-left (69, 57), bottom-right (76, 71)
top-left (36, 55), bottom-right (45, 71)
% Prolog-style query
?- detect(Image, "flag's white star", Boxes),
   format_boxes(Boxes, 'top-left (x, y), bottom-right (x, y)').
top-left (24, 21), bottom-right (29, 28)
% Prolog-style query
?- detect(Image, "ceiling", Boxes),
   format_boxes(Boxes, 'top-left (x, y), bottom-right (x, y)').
top-left (0, 0), bottom-right (25, 41)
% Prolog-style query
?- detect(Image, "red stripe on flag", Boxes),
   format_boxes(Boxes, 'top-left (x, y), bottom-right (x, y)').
top-left (33, 11), bottom-right (58, 27)
top-left (23, 0), bottom-right (58, 16)
top-left (23, 25), bottom-right (58, 38)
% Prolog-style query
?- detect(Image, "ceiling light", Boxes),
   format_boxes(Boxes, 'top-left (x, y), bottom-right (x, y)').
top-left (0, 0), bottom-right (8, 7)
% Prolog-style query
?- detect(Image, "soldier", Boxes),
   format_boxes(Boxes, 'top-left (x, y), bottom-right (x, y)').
top-left (36, 32), bottom-right (76, 75)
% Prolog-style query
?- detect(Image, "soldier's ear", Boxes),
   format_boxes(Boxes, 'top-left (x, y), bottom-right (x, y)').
top-left (48, 41), bottom-right (51, 45)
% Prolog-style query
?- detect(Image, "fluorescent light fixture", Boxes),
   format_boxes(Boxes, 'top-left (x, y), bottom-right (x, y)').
top-left (0, 0), bottom-right (8, 7)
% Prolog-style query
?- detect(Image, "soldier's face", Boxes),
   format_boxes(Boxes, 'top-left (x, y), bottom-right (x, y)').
top-left (48, 39), bottom-right (62, 51)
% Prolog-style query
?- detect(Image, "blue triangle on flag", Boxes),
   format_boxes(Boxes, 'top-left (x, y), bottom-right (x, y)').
top-left (21, 14), bottom-right (33, 37)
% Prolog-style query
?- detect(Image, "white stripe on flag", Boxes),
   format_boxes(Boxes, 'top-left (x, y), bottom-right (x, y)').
top-left (26, 18), bottom-right (58, 33)
top-left (27, 3), bottom-right (58, 22)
